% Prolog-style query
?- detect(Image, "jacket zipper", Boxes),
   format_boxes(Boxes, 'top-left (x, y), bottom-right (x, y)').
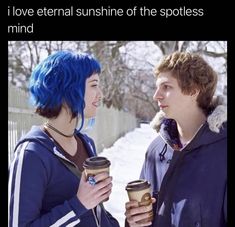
top-left (54, 146), bottom-right (102, 227)
top-left (92, 208), bottom-right (101, 227)
top-left (53, 146), bottom-right (79, 168)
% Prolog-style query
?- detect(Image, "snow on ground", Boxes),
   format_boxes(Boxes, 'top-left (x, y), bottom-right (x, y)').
top-left (99, 123), bottom-right (157, 227)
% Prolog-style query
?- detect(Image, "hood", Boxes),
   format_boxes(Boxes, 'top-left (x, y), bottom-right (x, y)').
top-left (150, 95), bottom-right (227, 133)
top-left (149, 95), bottom-right (227, 150)
top-left (14, 126), bottom-right (96, 158)
top-left (14, 126), bottom-right (56, 153)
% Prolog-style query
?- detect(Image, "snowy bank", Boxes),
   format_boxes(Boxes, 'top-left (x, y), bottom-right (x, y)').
top-left (100, 123), bottom-right (157, 227)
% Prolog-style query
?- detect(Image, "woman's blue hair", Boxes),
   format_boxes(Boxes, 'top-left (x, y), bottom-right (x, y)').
top-left (29, 50), bottom-right (101, 130)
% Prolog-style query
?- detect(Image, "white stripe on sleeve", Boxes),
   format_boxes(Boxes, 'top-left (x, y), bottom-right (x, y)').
top-left (66, 218), bottom-right (81, 227)
top-left (10, 142), bottom-right (29, 227)
top-left (50, 211), bottom-right (76, 227)
top-left (9, 141), bottom-right (79, 227)
top-left (8, 143), bottom-right (23, 227)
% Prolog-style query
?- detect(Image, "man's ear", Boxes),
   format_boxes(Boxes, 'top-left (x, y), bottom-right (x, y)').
top-left (191, 89), bottom-right (199, 97)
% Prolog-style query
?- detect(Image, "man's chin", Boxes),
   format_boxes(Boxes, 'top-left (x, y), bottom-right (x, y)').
top-left (163, 111), bottom-right (170, 118)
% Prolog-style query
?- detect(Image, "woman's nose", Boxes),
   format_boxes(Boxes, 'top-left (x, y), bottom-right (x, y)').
top-left (98, 87), bottom-right (103, 100)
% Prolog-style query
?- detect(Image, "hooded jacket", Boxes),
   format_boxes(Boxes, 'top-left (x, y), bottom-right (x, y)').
top-left (140, 96), bottom-right (227, 227)
top-left (8, 126), bottom-right (120, 227)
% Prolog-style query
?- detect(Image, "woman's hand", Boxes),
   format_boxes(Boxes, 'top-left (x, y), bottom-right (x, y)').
top-left (125, 198), bottom-right (156, 227)
top-left (77, 171), bottom-right (112, 209)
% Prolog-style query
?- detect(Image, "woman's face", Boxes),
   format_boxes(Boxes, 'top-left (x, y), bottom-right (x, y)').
top-left (84, 73), bottom-right (103, 118)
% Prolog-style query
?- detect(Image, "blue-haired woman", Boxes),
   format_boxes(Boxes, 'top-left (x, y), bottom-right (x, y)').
top-left (8, 51), bottom-right (120, 227)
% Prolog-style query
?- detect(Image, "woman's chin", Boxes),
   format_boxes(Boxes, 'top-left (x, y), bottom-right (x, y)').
top-left (84, 112), bottom-right (96, 119)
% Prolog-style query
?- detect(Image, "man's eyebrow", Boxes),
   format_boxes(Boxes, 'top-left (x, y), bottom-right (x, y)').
top-left (156, 81), bottom-right (172, 86)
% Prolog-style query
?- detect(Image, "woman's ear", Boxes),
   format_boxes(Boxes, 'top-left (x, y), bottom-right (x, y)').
top-left (61, 102), bottom-right (74, 118)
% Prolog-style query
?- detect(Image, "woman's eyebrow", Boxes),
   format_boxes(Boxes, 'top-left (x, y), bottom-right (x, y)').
top-left (88, 79), bottom-right (99, 83)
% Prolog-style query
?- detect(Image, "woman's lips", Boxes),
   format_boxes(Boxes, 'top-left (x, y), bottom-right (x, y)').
top-left (92, 101), bottom-right (101, 107)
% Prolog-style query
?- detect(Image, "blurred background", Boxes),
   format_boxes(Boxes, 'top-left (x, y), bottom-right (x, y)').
top-left (8, 41), bottom-right (227, 162)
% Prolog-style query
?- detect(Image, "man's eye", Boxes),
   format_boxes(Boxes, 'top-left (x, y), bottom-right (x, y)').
top-left (163, 85), bottom-right (170, 89)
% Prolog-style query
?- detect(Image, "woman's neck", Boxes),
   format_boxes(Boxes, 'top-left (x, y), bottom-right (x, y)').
top-left (45, 107), bottom-right (77, 139)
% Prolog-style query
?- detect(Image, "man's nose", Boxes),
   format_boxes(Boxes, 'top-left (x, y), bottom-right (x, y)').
top-left (153, 88), bottom-right (162, 101)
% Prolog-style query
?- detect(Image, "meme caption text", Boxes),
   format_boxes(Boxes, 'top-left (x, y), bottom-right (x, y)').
top-left (8, 5), bottom-right (204, 33)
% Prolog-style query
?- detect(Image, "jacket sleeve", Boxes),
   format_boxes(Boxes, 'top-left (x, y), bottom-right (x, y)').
top-left (140, 154), bottom-right (147, 179)
top-left (139, 136), bottom-right (168, 193)
top-left (223, 183), bottom-right (227, 223)
top-left (139, 146), bottom-right (154, 185)
top-left (8, 143), bottom-right (88, 227)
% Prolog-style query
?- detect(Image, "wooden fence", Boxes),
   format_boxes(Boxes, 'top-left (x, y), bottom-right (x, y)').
top-left (8, 83), bottom-right (44, 164)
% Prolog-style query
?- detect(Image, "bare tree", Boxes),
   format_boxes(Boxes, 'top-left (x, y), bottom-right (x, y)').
top-left (153, 41), bottom-right (179, 54)
top-left (88, 41), bottom-right (130, 110)
top-left (8, 41), bottom-right (227, 120)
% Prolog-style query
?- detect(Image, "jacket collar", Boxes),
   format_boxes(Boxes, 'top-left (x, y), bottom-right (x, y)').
top-left (150, 95), bottom-right (227, 150)
top-left (14, 126), bottom-right (95, 157)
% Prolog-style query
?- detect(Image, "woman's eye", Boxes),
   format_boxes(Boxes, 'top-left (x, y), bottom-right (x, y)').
top-left (91, 84), bottom-right (98, 87)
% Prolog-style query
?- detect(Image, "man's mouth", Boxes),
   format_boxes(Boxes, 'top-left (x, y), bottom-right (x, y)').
top-left (159, 104), bottom-right (168, 109)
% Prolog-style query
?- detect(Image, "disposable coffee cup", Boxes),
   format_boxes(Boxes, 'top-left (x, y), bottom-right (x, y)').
top-left (83, 156), bottom-right (111, 179)
top-left (126, 179), bottom-right (153, 224)
top-left (83, 156), bottom-right (111, 201)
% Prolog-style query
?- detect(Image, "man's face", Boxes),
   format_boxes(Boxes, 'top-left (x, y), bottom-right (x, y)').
top-left (153, 71), bottom-right (196, 120)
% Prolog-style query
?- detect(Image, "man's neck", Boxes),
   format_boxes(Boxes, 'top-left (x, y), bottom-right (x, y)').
top-left (176, 109), bottom-right (206, 145)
